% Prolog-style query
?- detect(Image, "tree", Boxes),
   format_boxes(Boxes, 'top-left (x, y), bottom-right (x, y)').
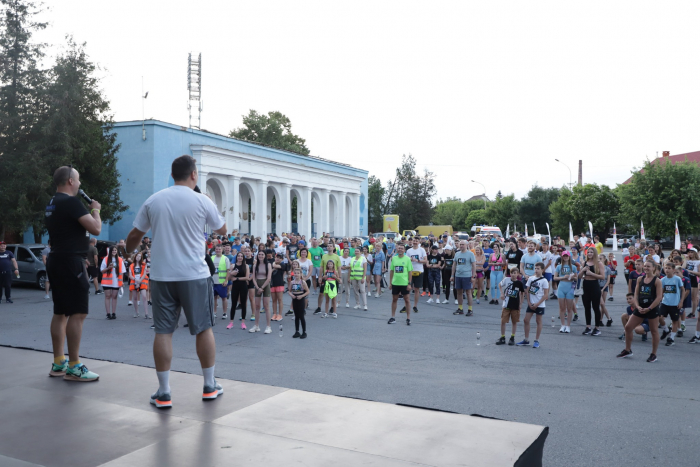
top-left (367, 175), bottom-right (385, 232)
top-left (230, 110), bottom-right (310, 155)
top-left (484, 193), bottom-right (519, 231)
top-left (466, 209), bottom-right (488, 228)
top-left (26, 38), bottom-right (127, 240)
top-left (431, 198), bottom-right (462, 226)
top-left (384, 154), bottom-right (436, 231)
top-left (549, 185), bottom-right (620, 239)
top-left (0, 0), bottom-right (47, 239)
top-left (517, 185), bottom-right (561, 233)
top-left (617, 159), bottom-right (700, 237)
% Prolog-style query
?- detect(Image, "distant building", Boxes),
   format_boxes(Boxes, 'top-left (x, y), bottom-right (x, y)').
top-left (624, 150), bottom-right (700, 184)
top-left (466, 194), bottom-right (490, 203)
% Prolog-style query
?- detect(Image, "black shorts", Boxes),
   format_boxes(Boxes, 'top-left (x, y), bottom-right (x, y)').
top-left (610, 276), bottom-right (616, 284)
top-left (659, 304), bottom-right (680, 322)
top-left (46, 255), bottom-right (90, 316)
top-left (484, 269), bottom-right (491, 279)
top-left (392, 285), bottom-right (409, 295)
top-left (87, 265), bottom-right (99, 279)
top-left (411, 273), bottom-right (423, 289)
top-left (633, 306), bottom-right (659, 319)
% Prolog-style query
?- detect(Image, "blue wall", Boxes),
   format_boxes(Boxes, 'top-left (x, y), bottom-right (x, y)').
top-left (105, 120), bottom-right (369, 241)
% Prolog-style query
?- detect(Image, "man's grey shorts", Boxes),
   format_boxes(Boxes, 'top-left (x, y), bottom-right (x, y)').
top-left (455, 276), bottom-right (473, 290)
top-left (150, 277), bottom-right (214, 335)
top-left (312, 267), bottom-right (321, 278)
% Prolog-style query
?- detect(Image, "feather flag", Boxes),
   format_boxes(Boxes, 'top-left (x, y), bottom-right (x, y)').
top-left (506, 224), bottom-right (510, 238)
top-left (640, 221), bottom-right (645, 240)
top-left (533, 222), bottom-right (536, 235)
top-left (525, 223), bottom-right (528, 237)
top-left (675, 221), bottom-right (681, 250)
top-left (588, 221), bottom-right (594, 244)
top-left (569, 223), bottom-right (574, 243)
top-left (546, 222), bottom-right (551, 243)
top-left (612, 223), bottom-right (618, 252)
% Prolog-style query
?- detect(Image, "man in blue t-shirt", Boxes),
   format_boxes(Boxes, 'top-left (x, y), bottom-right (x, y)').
top-left (451, 241), bottom-right (476, 316)
top-left (520, 241), bottom-right (542, 282)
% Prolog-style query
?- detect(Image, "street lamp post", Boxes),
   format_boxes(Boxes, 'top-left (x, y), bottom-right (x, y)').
top-left (471, 180), bottom-right (487, 209)
top-left (554, 159), bottom-right (572, 189)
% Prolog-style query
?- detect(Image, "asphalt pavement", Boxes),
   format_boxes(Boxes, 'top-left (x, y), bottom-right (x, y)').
top-left (1, 249), bottom-right (698, 467)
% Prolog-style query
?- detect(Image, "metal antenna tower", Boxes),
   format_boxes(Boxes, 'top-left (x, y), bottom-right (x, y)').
top-left (187, 52), bottom-right (202, 129)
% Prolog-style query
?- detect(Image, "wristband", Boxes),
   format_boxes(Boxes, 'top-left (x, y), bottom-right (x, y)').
top-left (91, 209), bottom-right (100, 214)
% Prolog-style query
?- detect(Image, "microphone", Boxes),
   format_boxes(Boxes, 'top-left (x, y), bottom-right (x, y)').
top-left (78, 189), bottom-right (93, 204)
top-left (194, 185), bottom-right (202, 194)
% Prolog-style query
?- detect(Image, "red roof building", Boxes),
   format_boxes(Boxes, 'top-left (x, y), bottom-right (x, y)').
top-left (624, 150), bottom-right (700, 184)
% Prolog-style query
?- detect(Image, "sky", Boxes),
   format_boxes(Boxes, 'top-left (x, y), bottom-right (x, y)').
top-left (34, 0), bottom-right (700, 202)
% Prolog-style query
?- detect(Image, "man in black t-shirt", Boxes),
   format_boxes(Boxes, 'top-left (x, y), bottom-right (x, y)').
top-left (0, 242), bottom-right (19, 302)
top-left (45, 166), bottom-right (102, 382)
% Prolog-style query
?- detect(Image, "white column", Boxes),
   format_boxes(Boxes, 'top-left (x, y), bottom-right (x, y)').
top-left (227, 175), bottom-right (240, 235)
top-left (298, 186), bottom-right (312, 238)
top-left (351, 193), bottom-right (361, 235)
top-left (335, 191), bottom-right (347, 237)
top-left (198, 171), bottom-right (208, 194)
top-left (279, 183), bottom-right (292, 235)
top-left (255, 180), bottom-right (268, 239)
top-left (318, 188), bottom-right (330, 236)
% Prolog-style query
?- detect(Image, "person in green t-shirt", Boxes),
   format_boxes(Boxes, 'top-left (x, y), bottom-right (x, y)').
top-left (308, 238), bottom-right (324, 295)
top-left (314, 238), bottom-right (341, 315)
top-left (389, 244), bottom-right (413, 325)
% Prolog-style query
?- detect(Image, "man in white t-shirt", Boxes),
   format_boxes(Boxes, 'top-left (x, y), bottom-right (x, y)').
top-left (126, 155), bottom-right (227, 409)
top-left (406, 238), bottom-right (427, 313)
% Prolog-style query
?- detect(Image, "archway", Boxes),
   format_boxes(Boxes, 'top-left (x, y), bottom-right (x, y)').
top-left (206, 178), bottom-right (224, 215)
top-left (311, 191), bottom-right (321, 238)
top-left (328, 194), bottom-right (337, 237)
top-left (345, 195), bottom-right (352, 236)
top-left (290, 188), bottom-right (302, 235)
top-left (239, 181), bottom-right (256, 235)
top-left (267, 185), bottom-right (281, 235)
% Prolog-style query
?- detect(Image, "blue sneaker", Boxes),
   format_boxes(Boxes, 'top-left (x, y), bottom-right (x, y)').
top-left (49, 359), bottom-right (68, 377)
top-left (63, 363), bottom-right (99, 382)
top-left (533, 340), bottom-right (540, 349)
top-left (203, 381), bottom-right (224, 400)
top-left (516, 339), bottom-right (530, 346)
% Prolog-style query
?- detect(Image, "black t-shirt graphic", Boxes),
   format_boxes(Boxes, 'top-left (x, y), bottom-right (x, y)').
top-left (45, 193), bottom-right (89, 257)
top-left (504, 279), bottom-right (524, 310)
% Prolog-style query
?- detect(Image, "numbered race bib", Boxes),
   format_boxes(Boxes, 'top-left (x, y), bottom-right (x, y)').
top-left (412, 255), bottom-right (419, 261)
top-left (508, 288), bottom-right (519, 298)
top-left (525, 263), bottom-right (535, 273)
top-left (430, 258), bottom-right (438, 264)
top-left (292, 283), bottom-right (302, 292)
top-left (494, 265), bottom-right (502, 271)
top-left (664, 285), bottom-right (677, 294)
top-left (529, 284), bottom-right (540, 294)
top-left (457, 258), bottom-right (466, 265)
top-left (314, 255), bottom-right (320, 261)
top-left (394, 266), bottom-right (404, 273)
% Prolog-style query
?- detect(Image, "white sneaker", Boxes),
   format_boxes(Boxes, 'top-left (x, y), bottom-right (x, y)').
top-left (44, 294), bottom-right (50, 299)
top-left (367, 292), bottom-right (371, 296)
top-left (322, 313), bottom-right (328, 318)
top-left (264, 326), bottom-right (272, 334)
top-left (128, 300), bottom-right (133, 306)
top-left (559, 325), bottom-right (565, 333)
top-left (442, 299), bottom-right (449, 304)
top-left (249, 325), bottom-right (259, 333)
top-left (138, 301), bottom-right (141, 306)
top-left (331, 313), bottom-right (338, 318)
top-left (375, 293), bottom-right (379, 298)
top-left (345, 303), bottom-right (349, 308)
top-left (427, 298), bottom-right (434, 303)
top-left (454, 299), bottom-right (458, 305)
top-left (363, 306), bottom-right (368, 311)
top-left (565, 326), bottom-right (571, 333)
top-left (353, 305), bottom-right (360, 309)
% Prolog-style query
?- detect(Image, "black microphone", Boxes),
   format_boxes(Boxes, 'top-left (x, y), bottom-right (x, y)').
top-left (194, 185), bottom-right (202, 194)
top-left (78, 189), bottom-right (92, 204)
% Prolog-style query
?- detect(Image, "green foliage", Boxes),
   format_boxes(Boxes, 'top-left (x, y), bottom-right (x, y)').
top-left (431, 198), bottom-right (463, 227)
top-left (230, 110), bottom-right (310, 155)
top-left (382, 154), bottom-right (436, 232)
top-left (484, 194), bottom-right (519, 230)
top-left (466, 209), bottom-right (488, 227)
top-left (516, 185), bottom-right (560, 231)
top-left (549, 185), bottom-right (619, 238)
top-left (618, 160), bottom-right (700, 237)
top-left (367, 175), bottom-right (385, 232)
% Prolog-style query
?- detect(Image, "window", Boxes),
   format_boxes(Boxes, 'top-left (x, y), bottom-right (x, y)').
top-left (16, 247), bottom-right (33, 262)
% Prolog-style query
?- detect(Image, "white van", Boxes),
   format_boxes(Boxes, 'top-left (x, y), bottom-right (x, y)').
top-left (470, 226), bottom-right (503, 238)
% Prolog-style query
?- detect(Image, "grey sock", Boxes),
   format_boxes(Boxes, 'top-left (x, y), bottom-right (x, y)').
top-left (203, 366), bottom-right (215, 388)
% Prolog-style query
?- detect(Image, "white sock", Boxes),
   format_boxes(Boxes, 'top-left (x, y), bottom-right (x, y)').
top-left (681, 320), bottom-right (685, 326)
top-left (670, 332), bottom-right (677, 340)
top-left (203, 366), bottom-right (215, 388)
top-left (156, 370), bottom-right (170, 395)
top-left (696, 331), bottom-right (700, 338)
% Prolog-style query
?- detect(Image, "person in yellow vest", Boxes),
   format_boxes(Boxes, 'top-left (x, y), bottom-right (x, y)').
top-left (211, 244), bottom-right (231, 320)
top-left (129, 251), bottom-right (150, 319)
top-left (350, 247), bottom-right (368, 310)
top-left (100, 245), bottom-right (125, 320)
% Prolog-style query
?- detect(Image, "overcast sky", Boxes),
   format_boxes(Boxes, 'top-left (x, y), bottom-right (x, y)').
top-left (36, 0), bottom-right (700, 201)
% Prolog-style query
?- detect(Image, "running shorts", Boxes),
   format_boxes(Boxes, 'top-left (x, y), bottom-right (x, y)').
top-left (46, 254), bottom-right (90, 316)
top-left (150, 277), bottom-right (214, 336)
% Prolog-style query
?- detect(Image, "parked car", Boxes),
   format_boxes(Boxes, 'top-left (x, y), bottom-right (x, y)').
top-left (372, 232), bottom-right (400, 240)
top-left (7, 244), bottom-right (48, 289)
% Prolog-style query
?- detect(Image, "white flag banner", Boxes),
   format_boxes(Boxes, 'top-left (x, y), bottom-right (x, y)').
top-left (506, 224), bottom-right (510, 238)
top-left (525, 223), bottom-right (529, 237)
top-left (612, 223), bottom-right (618, 252)
top-left (533, 222), bottom-right (536, 235)
top-left (569, 223), bottom-right (574, 243)
top-left (588, 221), bottom-right (594, 246)
top-left (641, 221), bottom-right (645, 240)
top-left (546, 222), bottom-right (551, 243)
top-left (675, 221), bottom-right (681, 250)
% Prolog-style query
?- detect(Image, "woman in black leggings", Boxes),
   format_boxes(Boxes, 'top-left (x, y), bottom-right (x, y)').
top-left (578, 247), bottom-right (605, 336)
top-left (442, 248), bottom-right (454, 304)
top-left (227, 252), bottom-right (249, 330)
top-left (288, 261), bottom-right (309, 338)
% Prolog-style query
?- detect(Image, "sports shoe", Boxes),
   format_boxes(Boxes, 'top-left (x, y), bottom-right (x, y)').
top-left (646, 353), bottom-right (657, 363)
top-left (606, 319), bottom-right (613, 327)
top-left (665, 337), bottom-right (675, 346)
top-left (111, 313), bottom-right (116, 320)
top-left (681, 323), bottom-right (687, 332)
top-left (550, 293), bottom-right (557, 300)
top-left (689, 335), bottom-right (700, 344)
top-left (285, 310), bottom-right (294, 316)
top-left (677, 330), bottom-right (684, 338)
top-left (388, 317), bottom-right (396, 324)
top-left (533, 340), bottom-right (540, 348)
top-left (363, 306), bottom-right (368, 311)
top-left (516, 339), bottom-right (530, 346)
top-left (148, 300), bottom-right (152, 306)
top-left (660, 329), bottom-right (670, 340)
top-left (442, 299), bottom-right (449, 304)
top-left (264, 326), bottom-right (272, 334)
top-left (591, 328), bottom-right (601, 337)
top-left (454, 299), bottom-right (458, 305)
top-left (466, 310), bottom-right (473, 316)
top-left (476, 299), bottom-right (480, 304)
top-left (248, 325), bottom-right (260, 333)
top-left (617, 349), bottom-right (633, 358)
top-left (618, 333), bottom-right (625, 340)
top-left (582, 328), bottom-right (592, 335)
top-left (353, 305), bottom-right (360, 309)
top-left (203, 381), bottom-right (223, 400)
top-left (300, 332), bottom-right (307, 339)
top-left (559, 326), bottom-right (565, 333)
top-left (128, 301), bottom-right (133, 306)
top-left (367, 291), bottom-right (372, 297)
top-left (49, 359), bottom-right (68, 377)
top-left (241, 322), bottom-right (246, 330)
top-left (453, 309), bottom-right (464, 315)
top-left (608, 297), bottom-right (614, 301)
top-left (406, 319), bottom-right (411, 325)
top-left (508, 336), bottom-right (515, 345)
top-left (641, 333), bottom-right (647, 341)
top-left (250, 316), bottom-right (255, 321)
top-left (133, 312), bottom-right (139, 318)
top-left (322, 313), bottom-right (328, 318)
top-left (564, 326), bottom-right (570, 333)
top-left (345, 303), bottom-right (350, 308)
top-left (375, 293), bottom-right (380, 298)
top-left (226, 322), bottom-right (234, 330)
top-left (331, 313), bottom-right (338, 318)
top-left (427, 298), bottom-right (434, 304)
top-left (400, 306), bottom-right (406, 313)
top-left (496, 336), bottom-right (506, 345)
top-left (573, 314), bottom-right (579, 322)
top-left (222, 313), bottom-right (228, 319)
top-left (687, 313), bottom-right (696, 319)
top-left (420, 291), bottom-right (427, 297)
top-left (5, 299), bottom-right (13, 303)
top-left (44, 294), bottom-right (50, 299)
top-left (313, 307), bottom-right (322, 315)
top-left (150, 391), bottom-right (172, 409)
top-left (64, 363), bottom-right (99, 382)
top-left (213, 313), bottom-right (217, 319)
top-left (293, 331), bottom-right (301, 338)
top-left (413, 306), bottom-right (418, 313)
top-left (95, 289), bottom-right (104, 295)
